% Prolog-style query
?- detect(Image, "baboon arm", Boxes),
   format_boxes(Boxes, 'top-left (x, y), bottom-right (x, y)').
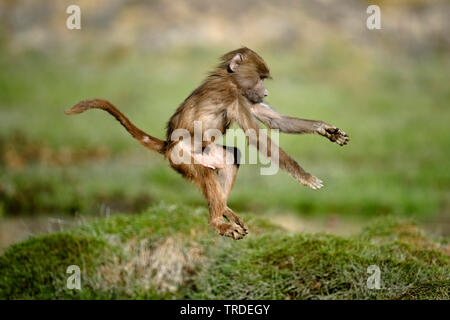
top-left (250, 103), bottom-right (349, 146)
top-left (235, 104), bottom-right (322, 189)
top-left (250, 102), bottom-right (320, 133)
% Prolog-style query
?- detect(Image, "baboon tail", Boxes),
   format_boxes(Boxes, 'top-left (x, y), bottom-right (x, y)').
top-left (65, 99), bottom-right (166, 154)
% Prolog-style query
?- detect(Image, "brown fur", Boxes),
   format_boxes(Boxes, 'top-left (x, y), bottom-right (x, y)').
top-left (66, 47), bottom-right (348, 240)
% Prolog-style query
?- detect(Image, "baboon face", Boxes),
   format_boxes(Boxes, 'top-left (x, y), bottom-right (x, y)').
top-left (243, 77), bottom-right (268, 104)
top-left (223, 47), bottom-right (271, 104)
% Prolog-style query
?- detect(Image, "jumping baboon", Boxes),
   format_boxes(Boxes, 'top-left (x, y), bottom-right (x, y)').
top-left (66, 47), bottom-right (349, 240)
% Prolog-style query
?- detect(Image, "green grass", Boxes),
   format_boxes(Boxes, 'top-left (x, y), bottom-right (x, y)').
top-left (0, 45), bottom-right (449, 221)
top-left (0, 203), bottom-right (448, 299)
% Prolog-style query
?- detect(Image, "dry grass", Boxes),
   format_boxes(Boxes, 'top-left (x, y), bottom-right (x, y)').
top-left (95, 235), bottom-right (204, 294)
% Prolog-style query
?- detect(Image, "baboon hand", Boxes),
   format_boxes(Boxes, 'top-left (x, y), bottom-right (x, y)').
top-left (298, 173), bottom-right (323, 190)
top-left (316, 123), bottom-right (349, 146)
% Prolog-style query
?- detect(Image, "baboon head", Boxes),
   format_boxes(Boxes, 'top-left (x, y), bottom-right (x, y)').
top-left (220, 47), bottom-right (271, 104)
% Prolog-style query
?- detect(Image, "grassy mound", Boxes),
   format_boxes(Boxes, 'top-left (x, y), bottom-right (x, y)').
top-left (0, 204), bottom-right (448, 299)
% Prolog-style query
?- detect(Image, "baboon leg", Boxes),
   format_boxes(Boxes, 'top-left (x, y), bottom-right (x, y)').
top-left (217, 167), bottom-right (247, 232)
top-left (202, 167), bottom-right (247, 240)
top-left (215, 146), bottom-right (240, 198)
top-left (217, 164), bottom-right (247, 232)
top-left (168, 144), bottom-right (247, 239)
top-left (214, 146), bottom-right (248, 233)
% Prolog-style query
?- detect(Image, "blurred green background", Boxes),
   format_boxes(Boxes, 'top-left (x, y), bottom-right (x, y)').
top-left (0, 0), bottom-right (449, 251)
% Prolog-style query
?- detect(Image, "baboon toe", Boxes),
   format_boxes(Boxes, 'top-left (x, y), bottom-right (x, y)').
top-left (234, 219), bottom-right (248, 233)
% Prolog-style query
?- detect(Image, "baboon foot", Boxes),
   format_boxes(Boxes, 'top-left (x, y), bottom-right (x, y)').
top-left (212, 222), bottom-right (247, 240)
top-left (223, 209), bottom-right (248, 234)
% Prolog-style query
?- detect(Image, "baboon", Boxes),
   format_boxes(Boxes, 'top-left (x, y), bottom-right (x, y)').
top-left (66, 47), bottom-right (349, 240)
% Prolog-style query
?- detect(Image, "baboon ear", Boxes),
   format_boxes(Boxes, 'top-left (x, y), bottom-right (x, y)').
top-left (229, 53), bottom-right (243, 72)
